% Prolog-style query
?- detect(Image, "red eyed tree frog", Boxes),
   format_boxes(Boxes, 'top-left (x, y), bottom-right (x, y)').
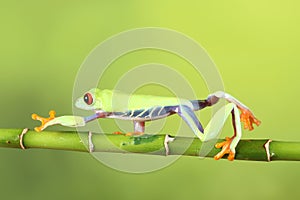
top-left (32, 89), bottom-right (261, 160)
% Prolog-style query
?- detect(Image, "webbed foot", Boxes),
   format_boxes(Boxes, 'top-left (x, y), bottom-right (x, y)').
top-left (239, 107), bottom-right (261, 130)
top-left (32, 110), bottom-right (56, 132)
top-left (125, 132), bottom-right (144, 136)
top-left (113, 131), bottom-right (123, 135)
top-left (113, 131), bottom-right (144, 136)
top-left (214, 136), bottom-right (235, 161)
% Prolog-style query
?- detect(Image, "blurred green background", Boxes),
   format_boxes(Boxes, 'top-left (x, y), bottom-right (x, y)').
top-left (1, 0), bottom-right (300, 199)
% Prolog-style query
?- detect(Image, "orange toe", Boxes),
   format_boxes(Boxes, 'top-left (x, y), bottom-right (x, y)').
top-left (227, 151), bottom-right (235, 161)
top-left (31, 110), bottom-right (56, 132)
top-left (239, 108), bottom-right (261, 131)
top-left (113, 131), bottom-right (123, 135)
top-left (215, 141), bottom-right (227, 148)
top-left (214, 137), bottom-right (235, 161)
top-left (125, 132), bottom-right (144, 136)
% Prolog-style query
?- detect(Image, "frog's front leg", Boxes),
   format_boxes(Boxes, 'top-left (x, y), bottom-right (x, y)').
top-left (32, 110), bottom-right (109, 132)
top-left (31, 110), bottom-right (86, 132)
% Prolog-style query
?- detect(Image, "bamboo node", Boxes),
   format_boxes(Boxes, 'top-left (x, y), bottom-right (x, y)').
top-left (19, 128), bottom-right (28, 150)
top-left (88, 131), bottom-right (94, 153)
top-left (264, 139), bottom-right (272, 162)
top-left (164, 135), bottom-right (175, 156)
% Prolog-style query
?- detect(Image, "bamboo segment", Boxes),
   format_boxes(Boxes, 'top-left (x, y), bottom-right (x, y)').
top-left (0, 128), bottom-right (299, 161)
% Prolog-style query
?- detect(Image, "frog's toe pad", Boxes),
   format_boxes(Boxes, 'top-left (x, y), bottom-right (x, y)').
top-left (214, 137), bottom-right (235, 161)
top-left (125, 132), bottom-right (144, 136)
top-left (31, 110), bottom-right (56, 132)
top-left (113, 131), bottom-right (123, 135)
top-left (240, 109), bottom-right (261, 131)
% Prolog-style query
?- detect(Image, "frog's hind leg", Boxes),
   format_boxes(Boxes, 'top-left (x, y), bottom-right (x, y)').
top-left (173, 105), bottom-right (204, 140)
top-left (213, 103), bottom-right (242, 161)
top-left (206, 91), bottom-right (261, 130)
top-left (192, 91), bottom-right (261, 130)
top-left (198, 103), bottom-right (237, 158)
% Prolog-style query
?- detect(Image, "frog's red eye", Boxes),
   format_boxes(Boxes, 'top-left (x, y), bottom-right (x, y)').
top-left (84, 93), bottom-right (93, 105)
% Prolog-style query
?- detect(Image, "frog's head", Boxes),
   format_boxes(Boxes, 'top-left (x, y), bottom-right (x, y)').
top-left (75, 88), bottom-right (102, 111)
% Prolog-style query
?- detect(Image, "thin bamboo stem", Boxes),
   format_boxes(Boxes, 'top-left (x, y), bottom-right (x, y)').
top-left (0, 128), bottom-right (299, 161)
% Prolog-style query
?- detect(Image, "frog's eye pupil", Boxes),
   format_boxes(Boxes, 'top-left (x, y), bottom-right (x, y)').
top-left (84, 93), bottom-right (93, 105)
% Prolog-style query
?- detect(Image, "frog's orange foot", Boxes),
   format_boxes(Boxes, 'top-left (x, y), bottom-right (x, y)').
top-left (214, 137), bottom-right (235, 161)
top-left (31, 110), bottom-right (56, 132)
top-left (125, 132), bottom-right (144, 136)
top-left (112, 131), bottom-right (144, 136)
top-left (239, 108), bottom-right (261, 131)
top-left (113, 131), bottom-right (123, 135)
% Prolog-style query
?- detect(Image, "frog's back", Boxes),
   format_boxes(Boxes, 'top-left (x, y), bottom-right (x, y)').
top-left (98, 89), bottom-right (192, 112)
top-left (128, 93), bottom-right (192, 110)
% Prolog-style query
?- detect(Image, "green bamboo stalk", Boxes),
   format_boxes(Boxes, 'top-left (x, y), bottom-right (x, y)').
top-left (0, 128), bottom-right (299, 161)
